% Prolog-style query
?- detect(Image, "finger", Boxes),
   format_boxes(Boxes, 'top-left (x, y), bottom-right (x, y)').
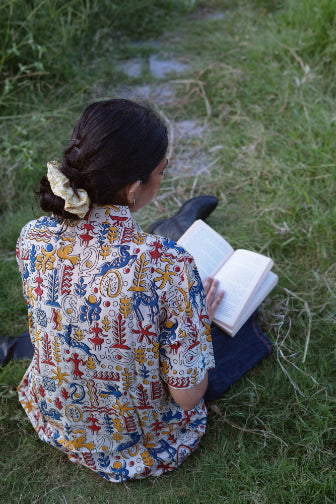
top-left (206, 279), bottom-right (219, 302)
top-left (207, 289), bottom-right (224, 323)
top-left (210, 290), bottom-right (224, 310)
top-left (203, 277), bottom-right (213, 294)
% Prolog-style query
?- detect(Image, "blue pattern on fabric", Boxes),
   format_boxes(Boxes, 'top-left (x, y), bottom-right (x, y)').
top-left (16, 204), bottom-right (214, 481)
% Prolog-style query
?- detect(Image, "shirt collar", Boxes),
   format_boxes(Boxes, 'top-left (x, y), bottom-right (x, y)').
top-left (87, 204), bottom-right (135, 226)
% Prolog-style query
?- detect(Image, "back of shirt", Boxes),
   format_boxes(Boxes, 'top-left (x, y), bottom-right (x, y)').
top-left (16, 204), bottom-right (214, 481)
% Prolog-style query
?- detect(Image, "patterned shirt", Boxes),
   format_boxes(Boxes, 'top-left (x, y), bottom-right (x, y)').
top-left (16, 204), bottom-right (214, 482)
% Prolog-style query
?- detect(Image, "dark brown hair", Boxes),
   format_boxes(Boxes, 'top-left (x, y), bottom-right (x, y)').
top-left (39, 99), bottom-right (168, 219)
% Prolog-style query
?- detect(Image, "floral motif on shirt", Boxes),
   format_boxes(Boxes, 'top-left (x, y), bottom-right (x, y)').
top-left (16, 204), bottom-right (214, 482)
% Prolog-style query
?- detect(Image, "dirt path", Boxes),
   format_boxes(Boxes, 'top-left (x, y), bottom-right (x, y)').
top-left (116, 53), bottom-right (210, 179)
top-left (92, 11), bottom-right (226, 184)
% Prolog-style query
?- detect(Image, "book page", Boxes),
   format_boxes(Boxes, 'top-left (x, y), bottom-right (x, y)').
top-left (214, 271), bottom-right (278, 335)
top-left (178, 220), bottom-right (234, 281)
top-left (213, 249), bottom-right (273, 326)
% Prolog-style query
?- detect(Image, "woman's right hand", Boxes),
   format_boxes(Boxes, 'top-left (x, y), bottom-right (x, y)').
top-left (203, 277), bottom-right (224, 323)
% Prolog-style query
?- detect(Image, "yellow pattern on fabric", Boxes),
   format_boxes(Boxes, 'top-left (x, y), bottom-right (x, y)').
top-left (16, 204), bottom-right (214, 483)
top-left (128, 253), bottom-right (148, 291)
top-left (57, 244), bottom-right (79, 265)
top-left (52, 337), bottom-right (61, 363)
top-left (154, 263), bottom-right (176, 289)
top-left (99, 244), bottom-right (111, 260)
top-left (36, 246), bottom-right (56, 273)
top-left (107, 226), bottom-right (118, 243)
top-left (120, 296), bottom-right (131, 318)
top-left (51, 366), bottom-right (69, 385)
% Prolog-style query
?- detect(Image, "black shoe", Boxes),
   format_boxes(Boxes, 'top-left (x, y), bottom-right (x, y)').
top-left (148, 195), bottom-right (218, 241)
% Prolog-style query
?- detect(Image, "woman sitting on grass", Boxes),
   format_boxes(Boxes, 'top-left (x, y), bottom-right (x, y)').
top-left (16, 99), bottom-right (224, 482)
top-left (16, 98), bottom-right (272, 482)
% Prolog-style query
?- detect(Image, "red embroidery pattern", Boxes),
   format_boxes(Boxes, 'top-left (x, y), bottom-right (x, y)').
top-left (16, 204), bottom-right (214, 482)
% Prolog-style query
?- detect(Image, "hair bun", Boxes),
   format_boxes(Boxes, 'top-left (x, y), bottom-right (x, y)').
top-left (39, 175), bottom-right (79, 219)
top-left (39, 99), bottom-right (168, 215)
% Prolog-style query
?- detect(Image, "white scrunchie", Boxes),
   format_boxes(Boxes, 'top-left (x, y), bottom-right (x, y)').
top-left (47, 160), bottom-right (91, 219)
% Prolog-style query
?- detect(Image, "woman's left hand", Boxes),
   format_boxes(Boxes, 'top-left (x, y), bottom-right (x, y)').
top-left (203, 277), bottom-right (224, 323)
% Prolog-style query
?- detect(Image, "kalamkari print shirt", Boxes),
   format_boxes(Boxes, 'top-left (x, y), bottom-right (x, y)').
top-left (16, 204), bottom-right (215, 482)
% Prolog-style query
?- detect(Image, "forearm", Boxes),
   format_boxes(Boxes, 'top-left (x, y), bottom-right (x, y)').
top-left (168, 372), bottom-right (208, 411)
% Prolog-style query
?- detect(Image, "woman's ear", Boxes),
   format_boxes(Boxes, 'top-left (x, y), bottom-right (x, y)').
top-left (125, 180), bottom-right (142, 205)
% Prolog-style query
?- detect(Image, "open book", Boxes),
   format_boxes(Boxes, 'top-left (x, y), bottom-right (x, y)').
top-left (177, 220), bottom-right (278, 336)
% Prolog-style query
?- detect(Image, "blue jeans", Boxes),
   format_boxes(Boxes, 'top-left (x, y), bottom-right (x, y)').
top-left (204, 310), bottom-right (273, 402)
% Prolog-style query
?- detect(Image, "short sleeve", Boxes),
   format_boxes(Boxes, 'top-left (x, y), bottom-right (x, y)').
top-left (159, 254), bottom-right (215, 389)
top-left (16, 221), bottom-right (34, 301)
top-left (16, 226), bottom-right (26, 276)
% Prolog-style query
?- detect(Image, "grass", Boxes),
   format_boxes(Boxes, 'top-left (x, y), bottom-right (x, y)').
top-left (1, 0), bottom-right (336, 502)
